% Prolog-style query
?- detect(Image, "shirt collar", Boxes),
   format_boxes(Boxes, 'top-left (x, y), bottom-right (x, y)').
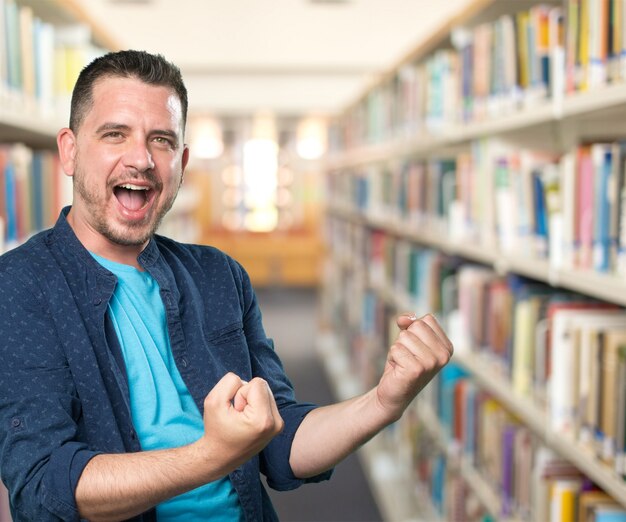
top-left (53, 206), bottom-right (160, 272)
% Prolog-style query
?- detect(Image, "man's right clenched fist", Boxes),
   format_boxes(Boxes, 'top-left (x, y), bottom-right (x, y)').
top-left (200, 372), bottom-right (284, 473)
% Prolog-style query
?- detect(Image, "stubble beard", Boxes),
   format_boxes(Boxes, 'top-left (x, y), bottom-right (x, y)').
top-left (72, 164), bottom-right (180, 247)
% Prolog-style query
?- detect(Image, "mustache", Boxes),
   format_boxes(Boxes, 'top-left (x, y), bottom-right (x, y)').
top-left (109, 171), bottom-right (163, 190)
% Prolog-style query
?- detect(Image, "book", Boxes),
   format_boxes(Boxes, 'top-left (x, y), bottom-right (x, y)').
top-left (0, 0), bottom-right (6, 96)
top-left (614, 342), bottom-right (626, 477)
top-left (549, 6), bottom-right (565, 102)
top-left (559, 152), bottom-right (577, 269)
top-left (608, 0), bottom-right (622, 82)
top-left (566, 0), bottom-right (581, 93)
top-left (615, 140), bottom-right (626, 275)
top-left (579, 490), bottom-right (619, 522)
top-left (549, 309), bottom-right (626, 437)
top-left (596, 508), bottom-right (626, 522)
top-left (588, 0), bottom-right (609, 88)
top-left (578, 0), bottom-right (591, 91)
top-left (577, 144), bottom-right (595, 269)
top-left (3, 0), bottom-right (20, 93)
top-left (33, 18), bottom-right (55, 115)
top-left (599, 329), bottom-right (626, 465)
top-left (592, 143), bottom-right (613, 272)
top-left (550, 479), bottom-right (582, 522)
top-left (512, 292), bottom-right (544, 397)
top-left (18, 4), bottom-right (34, 100)
top-left (494, 155), bottom-right (517, 252)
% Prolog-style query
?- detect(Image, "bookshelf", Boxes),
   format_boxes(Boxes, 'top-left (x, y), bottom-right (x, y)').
top-left (0, 1), bottom-right (117, 516)
top-left (321, 0), bottom-right (626, 520)
top-left (0, 0), bottom-right (122, 255)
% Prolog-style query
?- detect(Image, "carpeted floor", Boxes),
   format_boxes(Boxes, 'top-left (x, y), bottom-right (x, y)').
top-left (256, 287), bottom-right (383, 522)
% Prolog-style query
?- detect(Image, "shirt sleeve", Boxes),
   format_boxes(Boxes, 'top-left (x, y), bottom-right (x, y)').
top-left (236, 262), bottom-right (333, 491)
top-left (0, 264), bottom-right (100, 521)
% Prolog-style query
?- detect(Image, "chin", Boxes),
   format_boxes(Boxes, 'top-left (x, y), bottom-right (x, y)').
top-left (105, 223), bottom-right (155, 247)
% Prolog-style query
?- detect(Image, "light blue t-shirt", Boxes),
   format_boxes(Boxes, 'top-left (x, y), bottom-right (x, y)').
top-left (91, 253), bottom-right (244, 522)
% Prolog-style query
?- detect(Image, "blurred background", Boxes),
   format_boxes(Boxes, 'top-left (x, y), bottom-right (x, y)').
top-left (0, 0), bottom-right (473, 288)
top-left (0, 2), bottom-right (476, 521)
top-left (5, 1), bottom-right (626, 522)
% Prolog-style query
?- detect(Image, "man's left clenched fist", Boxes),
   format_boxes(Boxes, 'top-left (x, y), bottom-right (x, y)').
top-left (374, 313), bottom-right (453, 422)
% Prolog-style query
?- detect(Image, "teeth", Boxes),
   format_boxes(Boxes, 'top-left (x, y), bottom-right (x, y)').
top-left (119, 184), bottom-right (149, 191)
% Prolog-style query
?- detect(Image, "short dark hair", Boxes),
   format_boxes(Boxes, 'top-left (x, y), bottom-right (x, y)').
top-left (69, 50), bottom-right (188, 134)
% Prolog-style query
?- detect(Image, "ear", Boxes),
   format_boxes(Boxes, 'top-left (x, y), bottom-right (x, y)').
top-left (180, 144), bottom-right (190, 185)
top-left (57, 128), bottom-right (77, 177)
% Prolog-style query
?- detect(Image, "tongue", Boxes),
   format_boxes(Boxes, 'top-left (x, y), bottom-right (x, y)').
top-left (116, 188), bottom-right (146, 211)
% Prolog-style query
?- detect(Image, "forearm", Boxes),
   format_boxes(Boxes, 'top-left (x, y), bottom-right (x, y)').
top-left (75, 439), bottom-right (229, 522)
top-left (76, 373), bottom-right (284, 522)
top-left (291, 313), bottom-right (453, 480)
top-left (289, 388), bottom-right (393, 479)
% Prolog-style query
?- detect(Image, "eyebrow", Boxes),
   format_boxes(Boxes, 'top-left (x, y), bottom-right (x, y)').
top-left (95, 122), bottom-right (131, 134)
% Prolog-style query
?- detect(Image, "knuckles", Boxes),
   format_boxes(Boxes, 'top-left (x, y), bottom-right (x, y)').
top-left (257, 412), bottom-right (282, 434)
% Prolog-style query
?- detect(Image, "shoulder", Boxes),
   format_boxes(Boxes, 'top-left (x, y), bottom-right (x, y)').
top-left (0, 230), bottom-right (52, 279)
top-left (0, 231), bottom-right (53, 302)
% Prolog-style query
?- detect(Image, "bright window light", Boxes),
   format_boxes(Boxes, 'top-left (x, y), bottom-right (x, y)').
top-left (296, 116), bottom-right (327, 160)
top-left (242, 138), bottom-right (279, 232)
top-left (190, 117), bottom-right (224, 159)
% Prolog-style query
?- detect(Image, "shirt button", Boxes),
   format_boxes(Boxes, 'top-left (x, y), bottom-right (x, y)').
top-left (11, 418), bottom-right (21, 428)
top-left (93, 297), bottom-right (102, 306)
top-left (179, 357), bottom-right (188, 368)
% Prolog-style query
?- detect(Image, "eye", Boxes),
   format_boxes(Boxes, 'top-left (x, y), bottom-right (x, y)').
top-left (153, 136), bottom-right (176, 148)
top-left (102, 131), bottom-right (124, 140)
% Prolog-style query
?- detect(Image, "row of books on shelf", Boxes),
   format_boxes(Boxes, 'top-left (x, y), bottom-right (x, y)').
top-left (329, 0), bottom-right (624, 150)
top-left (322, 221), bottom-right (626, 513)
top-left (0, 0), bottom-right (105, 116)
top-left (454, 263), bottom-right (626, 472)
top-left (327, 137), bottom-right (626, 277)
top-left (409, 363), bottom-right (626, 522)
top-left (0, 143), bottom-right (70, 254)
top-left (322, 255), bottom-right (626, 520)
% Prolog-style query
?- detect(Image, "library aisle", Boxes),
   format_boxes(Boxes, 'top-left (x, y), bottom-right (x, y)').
top-left (255, 287), bottom-right (383, 522)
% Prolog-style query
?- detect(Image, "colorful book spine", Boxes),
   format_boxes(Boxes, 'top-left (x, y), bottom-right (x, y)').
top-left (0, 144), bottom-right (68, 252)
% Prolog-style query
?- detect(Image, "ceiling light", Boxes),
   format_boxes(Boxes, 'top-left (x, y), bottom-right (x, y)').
top-left (108, 0), bottom-right (154, 5)
top-left (309, 0), bottom-right (351, 4)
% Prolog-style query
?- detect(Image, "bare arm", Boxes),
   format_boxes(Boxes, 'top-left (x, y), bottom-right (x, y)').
top-left (75, 440), bottom-right (216, 522)
top-left (76, 373), bottom-right (283, 522)
top-left (290, 314), bottom-right (453, 478)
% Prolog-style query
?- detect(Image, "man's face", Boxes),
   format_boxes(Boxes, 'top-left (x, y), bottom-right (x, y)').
top-left (60, 75), bottom-right (188, 251)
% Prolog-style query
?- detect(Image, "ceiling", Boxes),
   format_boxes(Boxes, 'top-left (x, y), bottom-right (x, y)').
top-left (74, 0), bottom-right (475, 117)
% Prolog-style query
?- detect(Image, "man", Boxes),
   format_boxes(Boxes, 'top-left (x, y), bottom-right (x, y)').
top-left (0, 50), bottom-right (453, 521)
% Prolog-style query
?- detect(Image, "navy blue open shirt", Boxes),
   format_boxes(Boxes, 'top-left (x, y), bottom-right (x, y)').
top-left (0, 207), bottom-right (330, 521)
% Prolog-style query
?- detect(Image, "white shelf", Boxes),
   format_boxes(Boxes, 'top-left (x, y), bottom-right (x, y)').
top-left (326, 84), bottom-right (626, 170)
top-left (326, 205), bottom-right (626, 307)
top-left (562, 83), bottom-right (626, 119)
top-left (0, 94), bottom-right (64, 147)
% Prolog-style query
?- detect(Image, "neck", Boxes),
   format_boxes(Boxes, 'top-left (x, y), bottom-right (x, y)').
top-left (66, 208), bottom-right (146, 270)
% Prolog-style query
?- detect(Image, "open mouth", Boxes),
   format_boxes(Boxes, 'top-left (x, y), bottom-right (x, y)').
top-left (113, 183), bottom-right (154, 212)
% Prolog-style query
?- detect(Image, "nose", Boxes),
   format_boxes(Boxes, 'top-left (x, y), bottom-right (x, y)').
top-left (123, 139), bottom-right (155, 172)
